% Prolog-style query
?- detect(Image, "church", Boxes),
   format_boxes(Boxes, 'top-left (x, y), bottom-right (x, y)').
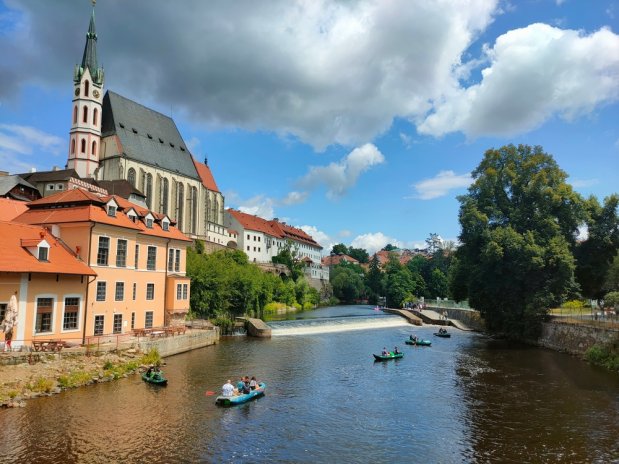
top-left (66, 5), bottom-right (235, 251)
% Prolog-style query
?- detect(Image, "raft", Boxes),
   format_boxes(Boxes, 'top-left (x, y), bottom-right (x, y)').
top-left (434, 332), bottom-right (451, 338)
top-left (142, 371), bottom-right (168, 386)
top-left (373, 353), bottom-right (404, 361)
top-left (405, 339), bottom-right (431, 346)
top-left (216, 382), bottom-right (266, 406)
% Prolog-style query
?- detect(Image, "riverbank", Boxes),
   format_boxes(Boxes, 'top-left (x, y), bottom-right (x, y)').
top-left (0, 327), bottom-right (220, 408)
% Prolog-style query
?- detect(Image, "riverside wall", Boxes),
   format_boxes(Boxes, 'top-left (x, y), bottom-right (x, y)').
top-left (538, 320), bottom-right (619, 355)
top-left (136, 328), bottom-right (220, 357)
top-left (427, 306), bottom-right (486, 331)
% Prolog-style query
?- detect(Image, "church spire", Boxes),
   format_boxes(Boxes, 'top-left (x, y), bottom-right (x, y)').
top-left (74, 1), bottom-right (103, 86)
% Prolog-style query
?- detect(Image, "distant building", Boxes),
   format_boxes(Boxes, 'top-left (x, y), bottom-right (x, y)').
top-left (0, 173), bottom-right (41, 202)
top-left (321, 253), bottom-right (359, 269)
top-left (17, 168), bottom-right (107, 198)
top-left (226, 209), bottom-right (329, 284)
top-left (14, 188), bottom-right (192, 342)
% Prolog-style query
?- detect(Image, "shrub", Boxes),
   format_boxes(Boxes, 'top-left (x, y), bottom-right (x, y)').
top-left (103, 361), bottom-right (114, 370)
top-left (58, 371), bottom-right (93, 388)
top-left (292, 302), bottom-right (302, 311)
top-left (604, 291), bottom-right (619, 308)
top-left (28, 377), bottom-right (54, 393)
top-left (263, 302), bottom-right (286, 314)
top-left (302, 302), bottom-right (314, 311)
top-left (562, 300), bottom-right (584, 310)
top-left (585, 345), bottom-right (619, 372)
top-left (140, 348), bottom-right (161, 366)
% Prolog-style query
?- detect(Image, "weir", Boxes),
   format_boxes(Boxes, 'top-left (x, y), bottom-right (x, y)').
top-left (268, 314), bottom-right (410, 336)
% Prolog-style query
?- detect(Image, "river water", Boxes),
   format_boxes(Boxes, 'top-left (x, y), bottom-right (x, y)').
top-left (0, 305), bottom-right (617, 463)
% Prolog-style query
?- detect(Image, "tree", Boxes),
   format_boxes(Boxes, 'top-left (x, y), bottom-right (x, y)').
top-left (604, 252), bottom-right (619, 293)
top-left (331, 243), bottom-right (349, 255)
top-left (331, 266), bottom-right (364, 303)
top-left (425, 233), bottom-right (442, 254)
top-left (272, 241), bottom-right (304, 281)
top-left (384, 268), bottom-right (415, 308)
top-left (574, 195), bottom-right (619, 302)
top-left (382, 244), bottom-right (397, 251)
top-left (347, 247), bottom-right (370, 263)
top-left (366, 255), bottom-right (384, 301)
top-left (452, 144), bottom-right (584, 339)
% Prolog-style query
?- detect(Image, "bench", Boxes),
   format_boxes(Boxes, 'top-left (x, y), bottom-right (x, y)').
top-left (32, 340), bottom-right (64, 352)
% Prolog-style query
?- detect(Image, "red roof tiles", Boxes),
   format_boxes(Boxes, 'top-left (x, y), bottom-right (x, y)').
top-left (0, 222), bottom-right (96, 275)
top-left (0, 198), bottom-right (28, 221)
top-left (192, 157), bottom-right (220, 192)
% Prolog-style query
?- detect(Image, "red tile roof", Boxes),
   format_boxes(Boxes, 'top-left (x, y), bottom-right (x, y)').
top-left (15, 189), bottom-right (191, 242)
top-left (0, 221), bottom-right (96, 275)
top-left (321, 254), bottom-right (359, 266)
top-left (227, 209), bottom-right (322, 249)
top-left (0, 198), bottom-right (29, 221)
top-left (192, 157), bottom-right (220, 192)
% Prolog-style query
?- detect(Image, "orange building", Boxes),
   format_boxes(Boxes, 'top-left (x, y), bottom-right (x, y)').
top-left (0, 221), bottom-right (96, 349)
top-left (13, 188), bottom-right (192, 343)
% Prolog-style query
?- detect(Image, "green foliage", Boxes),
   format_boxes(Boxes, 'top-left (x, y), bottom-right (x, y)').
top-left (452, 144), bottom-right (585, 339)
top-left (575, 195), bottom-right (619, 300)
top-left (331, 243), bottom-right (349, 255)
top-left (194, 239), bottom-right (205, 254)
top-left (263, 302), bottom-right (287, 314)
top-left (28, 377), bottom-right (54, 393)
top-left (348, 247), bottom-right (369, 264)
top-left (212, 315), bottom-right (234, 334)
top-left (331, 265), bottom-right (365, 303)
top-left (272, 241), bottom-right (304, 281)
top-left (382, 244), bottom-right (397, 251)
top-left (585, 345), bottom-right (619, 372)
top-left (140, 348), bottom-right (161, 366)
top-left (103, 361), bottom-right (114, 370)
top-left (303, 302), bottom-right (314, 310)
top-left (562, 300), bottom-right (584, 310)
top-left (604, 291), bottom-right (619, 307)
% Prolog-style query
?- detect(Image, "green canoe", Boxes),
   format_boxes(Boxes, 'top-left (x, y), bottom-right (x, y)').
top-left (373, 352), bottom-right (404, 361)
top-left (405, 339), bottom-right (431, 346)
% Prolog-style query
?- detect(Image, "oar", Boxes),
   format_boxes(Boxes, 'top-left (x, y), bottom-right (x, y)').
top-left (205, 391), bottom-right (216, 396)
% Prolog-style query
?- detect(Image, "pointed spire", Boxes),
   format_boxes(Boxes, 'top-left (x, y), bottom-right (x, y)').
top-left (76, 1), bottom-right (104, 85)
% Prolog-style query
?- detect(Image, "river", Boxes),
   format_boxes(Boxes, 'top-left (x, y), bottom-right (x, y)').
top-left (0, 305), bottom-right (617, 463)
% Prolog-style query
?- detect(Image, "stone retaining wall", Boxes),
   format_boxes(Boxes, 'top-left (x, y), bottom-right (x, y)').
top-left (429, 307), bottom-right (486, 331)
top-left (538, 320), bottom-right (619, 355)
top-left (137, 328), bottom-right (220, 357)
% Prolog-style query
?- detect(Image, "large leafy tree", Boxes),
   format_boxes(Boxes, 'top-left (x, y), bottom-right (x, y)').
top-left (331, 265), bottom-right (365, 303)
top-left (452, 144), bottom-right (584, 338)
top-left (574, 195), bottom-right (619, 301)
top-left (347, 247), bottom-right (370, 263)
top-left (331, 243), bottom-right (349, 255)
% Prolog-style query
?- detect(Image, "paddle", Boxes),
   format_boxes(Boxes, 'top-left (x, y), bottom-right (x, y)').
top-left (205, 391), bottom-right (216, 396)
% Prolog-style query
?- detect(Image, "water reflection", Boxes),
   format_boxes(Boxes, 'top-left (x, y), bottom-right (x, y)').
top-left (0, 306), bottom-right (617, 463)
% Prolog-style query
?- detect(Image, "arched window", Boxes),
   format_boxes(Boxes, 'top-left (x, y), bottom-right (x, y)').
top-left (73, 105), bottom-right (77, 124)
top-left (82, 106), bottom-right (88, 123)
top-left (84, 80), bottom-right (90, 97)
top-left (139, 169), bottom-right (146, 194)
top-left (161, 178), bottom-right (169, 215)
top-left (80, 139), bottom-right (86, 154)
top-left (93, 108), bottom-right (98, 126)
top-left (177, 183), bottom-right (184, 231)
top-left (211, 195), bottom-right (217, 222)
top-left (91, 141), bottom-right (97, 156)
top-left (191, 186), bottom-right (198, 234)
top-left (127, 168), bottom-right (136, 186)
top-left (71, 139), bottom-right (76, 154)
top-left (145, 174), bottom-right (153, 209)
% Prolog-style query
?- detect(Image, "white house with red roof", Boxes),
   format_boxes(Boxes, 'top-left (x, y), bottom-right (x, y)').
top-left (226, 209), bottom-right (329, 283)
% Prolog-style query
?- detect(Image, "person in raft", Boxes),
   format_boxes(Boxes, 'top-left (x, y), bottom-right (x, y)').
top-left (393, 346), bottom-right (400, 355)
top-left (236, 377), bottom-right (246, 393)
top-left (409, 334), bottom-right (418, 342)
top-left (382, 347), bottom-right (389, 355)
top-left (439, 327), bottom-right (448, 334)
top-left (222, 379), bottom-right (235, 397)
top-left (249, 376), bottom-right (258, 390)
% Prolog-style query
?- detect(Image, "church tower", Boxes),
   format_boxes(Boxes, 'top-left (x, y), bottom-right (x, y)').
top-left (67, 2), bottom-right (104, 179)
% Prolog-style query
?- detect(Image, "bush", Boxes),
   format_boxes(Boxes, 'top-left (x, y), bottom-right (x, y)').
top-left (263, 302), bottom-right (286, 314)
top-left (585, 345), bottom-right (619, 372)
top-left (28, 377), bottom-right (54, 393)
top-left (292, 302), bottom-right (302, 311)
top-left (212, 315), bottom-right (234, 334)
top-left (604, 291), bottom-right (619, 308)
top-left (303, 302), bottom-right (314, 311)
top-left (562, 300), bottom-right (584, 310)
top-left (58, 371), bottom-right (93, 389)
top-left (140, 348), bottom-right (161, 366)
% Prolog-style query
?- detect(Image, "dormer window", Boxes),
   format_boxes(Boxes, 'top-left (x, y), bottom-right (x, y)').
top-left (107, 205), bottom-right (116, 217)
top-left (38, 245), bottom-right (49, 261)
top-left (146, 218), bottom-right (153, 229)
top-left (162, 219), bottom-right (170, 231)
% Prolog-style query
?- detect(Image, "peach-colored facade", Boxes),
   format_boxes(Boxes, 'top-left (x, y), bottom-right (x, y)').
top-left (12, 189), bottom-right (192, 343)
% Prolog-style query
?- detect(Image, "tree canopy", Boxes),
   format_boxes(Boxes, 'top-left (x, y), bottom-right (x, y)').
top-left (451, 144), bottom-right (584, 338)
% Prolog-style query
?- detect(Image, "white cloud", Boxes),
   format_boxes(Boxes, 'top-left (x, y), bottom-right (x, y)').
top-left (411, 170), bottom-right (472, 200)
top-left (236, 195), bottom-right (276, 219)
top-left (351, 232), bottom-right (403, 254)
top-left (339, 229), bottom-right (352, 238)
top-left (0, 124), bottom-right (64, 173)
top-left (399, 132), bottom-right (413, 148)
top-left (299, 225), bottom-right (332, 251)
top-left (0, 0), bottom-right (498, 149)
top-left (419, 24), bottom-right (619, 137)
top-left (281, 191), bottom-right (309, 205)
top-left (298, 143), bottom-right (385, 198)
top-left (570, 178), bottom-right (599, 188)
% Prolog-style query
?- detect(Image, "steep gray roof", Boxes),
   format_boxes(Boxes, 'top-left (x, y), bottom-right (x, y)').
top-left (101, 91), bottom-right (199, 180)
top-left (18, 169), bottom-right (79, 183)
top-left (0, 175), bottom-right (37, 195)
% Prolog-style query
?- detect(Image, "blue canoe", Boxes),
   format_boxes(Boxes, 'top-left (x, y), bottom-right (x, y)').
top-left (216, 382), bottom-right (266, 406)
top-left (405, 339), bottom-right (431, 346)
top-left (434, 332), bottom-right (451, 338)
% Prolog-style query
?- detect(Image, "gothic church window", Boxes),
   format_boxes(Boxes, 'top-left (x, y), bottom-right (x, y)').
top-left (127, 168), bottom-right (136, 187)
top-left (80, 139), bottom-right (86, 154)
top-left (84, 80), bottom-right (90, 97)
top-left (162, 178), bottom-right (169, 215)
top-left (71, 139), bottom-right (76, 154)
top-left (93, 108), bottom-right (98, 125)
top-left (91, 141), bottom-right (97, 156)
top-left (73, 106), bottom-right (77, 124)
top-left (146, 174), bottom-right (153, 209)
top-left (82, 106), bottom-right (88, 123)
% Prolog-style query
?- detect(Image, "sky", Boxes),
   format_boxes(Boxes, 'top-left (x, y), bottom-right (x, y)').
top-left (0, 0), bottom-right (618, 254)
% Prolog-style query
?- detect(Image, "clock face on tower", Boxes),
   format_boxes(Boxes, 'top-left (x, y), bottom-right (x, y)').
top-left (74, 88), bottom-right (80, 96)
top-left (93, 90), bottom-right (100, 98)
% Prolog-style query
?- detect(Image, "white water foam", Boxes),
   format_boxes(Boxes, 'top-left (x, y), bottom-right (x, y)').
top-left (270, 317), bottom-right (409, 336)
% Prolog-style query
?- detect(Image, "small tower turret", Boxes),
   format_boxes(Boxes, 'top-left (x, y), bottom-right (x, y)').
top-left (67, 1), bottom-right (104, 179)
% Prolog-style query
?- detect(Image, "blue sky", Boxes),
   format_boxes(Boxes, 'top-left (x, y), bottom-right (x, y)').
top-left (0, 0), bottom-right (618, 253)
